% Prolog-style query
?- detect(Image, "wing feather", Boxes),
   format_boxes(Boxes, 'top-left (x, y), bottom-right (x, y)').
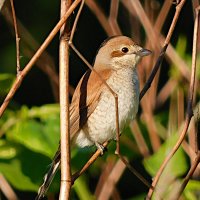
top-left (70, 69), bottom-right (113, 138)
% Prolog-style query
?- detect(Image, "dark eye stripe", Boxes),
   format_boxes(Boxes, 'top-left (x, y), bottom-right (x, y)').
top-left (111, 50), bottom-right (125, 58)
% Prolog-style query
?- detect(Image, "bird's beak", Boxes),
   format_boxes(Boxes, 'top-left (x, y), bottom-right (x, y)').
top-left (136, 48), bottom-right (152, 57)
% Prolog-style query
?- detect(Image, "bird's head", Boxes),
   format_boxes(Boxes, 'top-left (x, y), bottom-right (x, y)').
top-left (94, 36), bottom-right (152, 70)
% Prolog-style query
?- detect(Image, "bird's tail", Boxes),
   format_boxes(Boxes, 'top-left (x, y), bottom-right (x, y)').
top-left (35, 147), bottom-right (61, 200)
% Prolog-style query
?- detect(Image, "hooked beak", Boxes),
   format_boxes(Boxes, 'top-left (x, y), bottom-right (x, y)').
top-left (136, 48), bottom-right (152, 57)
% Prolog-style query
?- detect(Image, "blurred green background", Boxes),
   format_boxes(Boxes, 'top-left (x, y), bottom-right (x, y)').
top-left (0, 0), bottom-right (200, 200)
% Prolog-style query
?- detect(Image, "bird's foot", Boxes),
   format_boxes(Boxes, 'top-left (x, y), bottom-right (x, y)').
top-left (95, 142), bottom-right (107, 155)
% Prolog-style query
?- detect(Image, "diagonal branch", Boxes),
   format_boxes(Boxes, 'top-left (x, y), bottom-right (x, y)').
top-left (0, 174), bottom-right (19, 200)
top-left (175, 152), bottom-right (200, 199)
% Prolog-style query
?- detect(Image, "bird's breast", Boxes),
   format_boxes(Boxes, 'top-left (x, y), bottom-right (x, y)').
top-left (85, 68), bottom-right (139, 144)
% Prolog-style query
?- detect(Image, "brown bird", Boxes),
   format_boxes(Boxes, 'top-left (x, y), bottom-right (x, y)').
top-left (36, 35), bottom-right (151, 199)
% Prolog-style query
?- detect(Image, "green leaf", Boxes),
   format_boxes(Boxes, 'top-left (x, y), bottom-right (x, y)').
top-left (143, 134), bottom-right (188, 199)
top-left (127, 193), bottom-right (146, 200)
top-left (0, 140), bottom-right (17, 159)
top-left (28, 104), bottom-right (60, 120)
top-left (7, 119), bottom-right (59, 158)
top-left (0, 141), bottom-right (51, 191)
top-left (0, 73), bottom-right (15, 95)
top-left (185, 179), bottom-right (200, 190)
top-left (73, 173), bottom-right (95, 200)
top-left (143, 134), bottom-right (188, 177)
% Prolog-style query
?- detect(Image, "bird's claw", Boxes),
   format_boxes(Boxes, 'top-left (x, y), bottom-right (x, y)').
top-left (95, 142), bottom-right (107, 155)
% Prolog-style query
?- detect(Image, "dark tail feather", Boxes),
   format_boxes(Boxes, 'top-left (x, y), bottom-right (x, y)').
top-left (35, 148), bottom-right (61, 200)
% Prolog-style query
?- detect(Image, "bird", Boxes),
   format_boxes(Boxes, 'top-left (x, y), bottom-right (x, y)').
top-left (36, 35), bottom-right (151, 200)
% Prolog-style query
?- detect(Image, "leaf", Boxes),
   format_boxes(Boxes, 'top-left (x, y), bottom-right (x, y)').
top-left (73, 173), bottom-right (95, 200)
top-left (0, 73), bottom-right (15, 95)
top-left (7, 119), bottom-right (59, 158)
top-left (143, 134), bottom-right (188, 177)
top-left (143, 134), bottom-right (188, 199)
top-left (28, 104), bottom-right (60, 119)
top-left (185, 179), bottom-right (200, 191)
top-left (0, 141), bottom-right (51, 191)
top-left (127, 193), bottom-right (146, 200)
top-left (0, 140), bottom-right (17, 159)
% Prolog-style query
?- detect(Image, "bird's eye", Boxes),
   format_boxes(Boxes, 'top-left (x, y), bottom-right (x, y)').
top-left (121, 47), bottom-right (129, 53)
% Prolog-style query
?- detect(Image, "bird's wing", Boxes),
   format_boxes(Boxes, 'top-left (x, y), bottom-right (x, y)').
top-left (70, 69), bottom-right (113, 138)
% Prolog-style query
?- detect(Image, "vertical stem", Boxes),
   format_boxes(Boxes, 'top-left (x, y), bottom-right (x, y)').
top-left (10, 0), bottom-right (21, 74)
top-left (59, 0), bottom-right (72, 199)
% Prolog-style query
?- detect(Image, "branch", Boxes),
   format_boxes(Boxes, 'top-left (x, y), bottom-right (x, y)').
top-left (175, 152), bottom-right (200, 199)
top-left (96, 159), bottom-right (125, 200)
top-left (85, 0), bottom-right (113, 36)
top-left (9, 0), bottom-right (20, 74)
top-left (108, 0), bottom-right (121, 35)
top-left (129, 121), bottom-right (150, 157)
top-left (0, 174), bottom-right (19, 200)
top-left (72, 142), bottom-right (109, 181)
top-left (59, 0), bottom-right (72, 199)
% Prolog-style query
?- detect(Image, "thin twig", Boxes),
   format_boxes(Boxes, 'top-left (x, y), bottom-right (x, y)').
top-left (194, 102), bottom-right (200, 153)
top-left (192, 0), bottom-right (200, 18)
top-left (175, 152), bottom-right (200, 199)
top-left (139, 45), bottom-right (167, 100)
top-left (97, 159), bottom-right (125, 200)
top-left (154, 0), bottom-right (172, 32)
top-left (0, 0), bottom-right (82, 118)
top-left (59, 0), bottom-right (72, 199)
top-left (9, 0), bottom-right (20, 75)
top-left (72, 141), bottom-right (109, 182)
top-left (0, 174), bottom-right (19, 200)
top-left (127, 0), bottom-right (160, 51)
top-left (108, 0), bottom-right (121, 35)
top-left (69, 0), bottom-right (85, 42)
top-left (95, 158), bottom-right (115, 198)
top-left (117, 154), bottom-right (153, 190)
top-left (147, 2), bottom-right (198, 198)
top-left (156, 79), bottom-right (177, 108)
top-left (85, 0), bottom-right (113, 36)
top-left (130, 121), bottom-right (150, 157)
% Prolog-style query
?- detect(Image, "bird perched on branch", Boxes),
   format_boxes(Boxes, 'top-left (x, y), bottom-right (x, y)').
top-left (36, 35), bottom-right (151, 200)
